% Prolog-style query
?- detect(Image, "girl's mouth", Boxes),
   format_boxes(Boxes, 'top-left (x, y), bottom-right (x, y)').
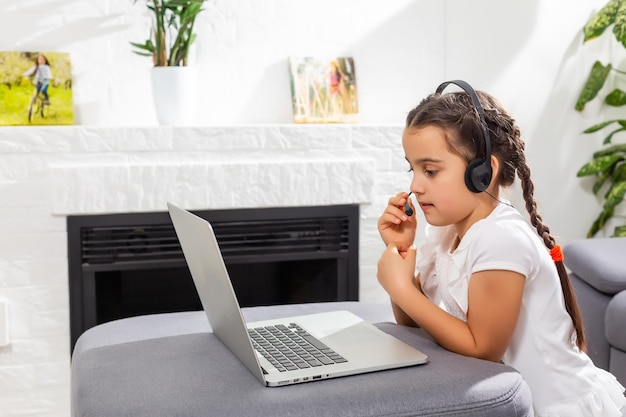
top-left (420, 202), bottom-right (434, 211)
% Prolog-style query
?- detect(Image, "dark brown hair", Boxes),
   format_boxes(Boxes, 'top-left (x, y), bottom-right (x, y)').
top-left (405, 90), bottom-right (586, 351)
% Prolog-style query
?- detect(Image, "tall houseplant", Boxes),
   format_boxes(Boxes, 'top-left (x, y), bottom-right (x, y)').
top-left (574, 0), bottom-right (626, 238)
top-left (131, 0), bottom-right (206, 67)
top-left (131, 0), bottom-right (207, 125)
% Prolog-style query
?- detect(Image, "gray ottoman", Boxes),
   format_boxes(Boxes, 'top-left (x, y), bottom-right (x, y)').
top-left (71, 302), bottom-right (533, 416)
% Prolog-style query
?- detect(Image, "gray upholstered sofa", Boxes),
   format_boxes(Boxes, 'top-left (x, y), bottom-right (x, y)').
top-left (71, 302), bottom-right (533, 416)
top-left (564, 237), bottom-right (626, 386)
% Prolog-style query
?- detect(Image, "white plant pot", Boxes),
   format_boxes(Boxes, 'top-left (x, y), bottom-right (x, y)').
top-left (151, 66), bottom-right (198, 126)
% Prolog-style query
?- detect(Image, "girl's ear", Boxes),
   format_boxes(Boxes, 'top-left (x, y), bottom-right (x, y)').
top-left (490, 155), bottom-right (500, 184)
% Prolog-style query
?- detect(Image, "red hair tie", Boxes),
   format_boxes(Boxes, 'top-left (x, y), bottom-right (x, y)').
top-left (550, 245), bottom-right (563, 262)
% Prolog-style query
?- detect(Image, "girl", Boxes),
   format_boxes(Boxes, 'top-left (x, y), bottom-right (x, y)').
top-left (23, 54), bottom-right (52, 104)
top-left (377, 80), bottom-right (626, 416)
top-left (328, 59), bottom-right (352, 115)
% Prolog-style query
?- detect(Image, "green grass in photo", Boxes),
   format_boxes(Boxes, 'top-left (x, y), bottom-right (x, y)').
top-left (0, 82), bottom-right (75, 125)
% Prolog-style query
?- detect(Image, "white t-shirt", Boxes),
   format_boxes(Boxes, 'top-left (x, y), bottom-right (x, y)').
top-left (24, 64), bottom-right (52, 84)
top-left (417, 203), bottom-right (626, 417)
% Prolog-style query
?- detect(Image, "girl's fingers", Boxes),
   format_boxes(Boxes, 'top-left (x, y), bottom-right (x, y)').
top-left (389, 192), bottom-right (410, 206)
top-left (391, 193), bottom-right (412, 211)
top-left (380, 207), bottom-right (407, 225)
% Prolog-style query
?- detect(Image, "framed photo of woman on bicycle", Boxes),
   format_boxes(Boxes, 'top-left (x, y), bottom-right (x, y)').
top-left (0, 51), bottom-right (75, 126)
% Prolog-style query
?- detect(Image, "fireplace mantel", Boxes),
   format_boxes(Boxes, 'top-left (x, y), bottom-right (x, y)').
top-left (1, 125), bottom-right (398, 214)
top-left (50, 156), bottom-right (373, 215)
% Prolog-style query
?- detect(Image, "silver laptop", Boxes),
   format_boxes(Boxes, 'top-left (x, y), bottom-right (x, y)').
top-left (167, 202), bottom-right (427, 387)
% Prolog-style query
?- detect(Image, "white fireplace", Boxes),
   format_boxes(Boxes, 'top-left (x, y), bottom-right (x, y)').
top-left (0, 124), bottom-right (421, 416)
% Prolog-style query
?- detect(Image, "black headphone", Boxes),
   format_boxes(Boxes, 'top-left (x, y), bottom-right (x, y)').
top-left (435, 80), bottom-right (493, 193)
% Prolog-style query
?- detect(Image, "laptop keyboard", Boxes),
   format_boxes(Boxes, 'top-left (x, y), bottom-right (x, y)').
top-left (248, 323), bottom-right (348, 372)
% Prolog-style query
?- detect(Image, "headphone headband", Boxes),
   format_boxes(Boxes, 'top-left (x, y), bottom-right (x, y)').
top-left (435, 80), bottom-right (493, 193)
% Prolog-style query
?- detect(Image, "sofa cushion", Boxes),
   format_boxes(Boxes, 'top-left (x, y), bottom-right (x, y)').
top-left (71, 303), bottom-right (533, 417)
top-left (563, 238), bottom-right (626, 294)
top-left (606, 290), bottom-right (626, 351)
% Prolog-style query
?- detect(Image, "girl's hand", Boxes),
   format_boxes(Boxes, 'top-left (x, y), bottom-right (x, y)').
top-left (377, 243), bottom-right (417, 297)
top-left (377, 192), bottom-right (417, 247)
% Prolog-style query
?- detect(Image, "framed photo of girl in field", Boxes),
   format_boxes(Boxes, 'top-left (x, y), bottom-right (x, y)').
top-left (288, 57), bottom-right (358, 123)
top-left (0, 51), bottom-right (75, 126)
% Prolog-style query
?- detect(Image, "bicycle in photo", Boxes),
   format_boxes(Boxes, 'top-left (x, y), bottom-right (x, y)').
top-left (27, 86), bottom-right (48, 123)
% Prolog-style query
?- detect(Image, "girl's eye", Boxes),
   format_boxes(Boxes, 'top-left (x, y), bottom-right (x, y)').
top-left (407, 166), bottom-right (414, 173)
top-left (424, 169), bottom-right (437, 177)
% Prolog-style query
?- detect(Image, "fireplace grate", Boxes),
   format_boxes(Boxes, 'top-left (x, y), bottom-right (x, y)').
top-left (68, 205), bottom-right (359, 351)
top-left (80, 217), bottom-right (349, 264)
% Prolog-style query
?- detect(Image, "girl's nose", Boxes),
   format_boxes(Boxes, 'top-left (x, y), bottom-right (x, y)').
top-left (410, 174), bottom-right (424, 195)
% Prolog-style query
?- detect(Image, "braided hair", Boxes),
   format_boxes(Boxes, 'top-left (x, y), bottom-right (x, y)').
top-left (405, 90), bottom-right (586, 351)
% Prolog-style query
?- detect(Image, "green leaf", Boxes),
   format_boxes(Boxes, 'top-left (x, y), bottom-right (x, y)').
top-left (130, 41), bottom-right (156, 53)
top-left (583, 119), bottom-right (625, 133)
top-left (612, 162), bottom-right (626, 181)
top-left (575, 61), bottom-right (612, 111)
top-left (604, 180), bottom-right (626, 208)
top-left (593, 168), bottom-right (613, 194)
top-left (591, 156), bottom-right (624, 193)
top-left (588, 206), bottom-right (615, 237)
top-left (584, 0), bottom-right (620, 42)
top-left (577, 154), bottom-right (624, 176)
top-left (614, 0), bottom-right (626, 47)
top-left (605, 88), bottom-right (626, 106)
top-left (603, 127), bottom-right (626, 144)
top-left (593, 143), bottom-right (626, 158)
top-left (613, 225), bottom-right (626, 237)
top-left (131, 51), bottom-right (154, 57)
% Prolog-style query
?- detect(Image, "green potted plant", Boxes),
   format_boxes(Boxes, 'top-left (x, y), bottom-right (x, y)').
top-left (574, 0), bottom-right (626, 237)
top-left (130, 0), bottom-right (208, 125)
top-left (131, 0), bottom-right (206, 66)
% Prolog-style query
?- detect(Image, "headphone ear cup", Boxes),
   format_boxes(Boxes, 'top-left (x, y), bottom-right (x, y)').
top-left (465, 159), bottom-right (493, 193)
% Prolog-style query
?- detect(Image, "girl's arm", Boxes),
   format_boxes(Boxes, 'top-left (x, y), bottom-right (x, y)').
top-left (390, 273), bottom-right (421, 327)
top-left (23, 65), bottom-right (35, 77)
top-left (378, 244), bottom-right (525, 362)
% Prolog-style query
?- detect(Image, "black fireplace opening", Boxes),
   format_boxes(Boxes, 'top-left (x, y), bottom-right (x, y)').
top-left (67, 205), bottom-right (359, 351)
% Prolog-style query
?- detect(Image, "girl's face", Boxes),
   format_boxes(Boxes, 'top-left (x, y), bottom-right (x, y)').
top-left (402, 125), bottom-right (493, 238)
top-left (37, 55), bottom-right (46, 64)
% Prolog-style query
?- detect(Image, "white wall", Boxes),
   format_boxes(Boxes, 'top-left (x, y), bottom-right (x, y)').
top-left (0, 0), bottom-right (616, 241)
top-left (0, 0), bottom-right (445, 126)
top-left (0, 0), bottom-right (617, 416)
